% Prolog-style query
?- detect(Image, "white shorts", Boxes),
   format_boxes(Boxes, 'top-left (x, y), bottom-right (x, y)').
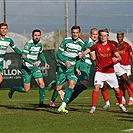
top-left (114, 63), bottom-right (126, 77)
top-left (120, 65), bottom-right (131, 76)
top-left (94, 72), bottom-right (119, 88)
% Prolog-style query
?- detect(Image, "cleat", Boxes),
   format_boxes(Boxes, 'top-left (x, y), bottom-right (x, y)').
top-left (119, 105), bottom-right (128, 112)
top-left (8, 87), bottom-right (14, 99)
top-left (89, 107), bottom-right (96, 114)
top-left (49, 101), bottom-right (55, 107)
top-left (47, 80), bottom-right (56, 91)
top-left (65, 105), bottom-right (73, 111)
top-left (38, 103), bottom-right (48, 108)
top-left (57, 106), bottom-right (68, 113)
top-left (103, 104), bottom-right (110, 109)
top-left (128, 100), bottom-right (133, 105)
top-left (58, 90), bottom-right (65, 100)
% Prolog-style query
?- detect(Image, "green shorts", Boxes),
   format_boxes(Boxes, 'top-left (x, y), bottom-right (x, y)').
top-left (77, 61), bottom-right (91, 82)
top-left (0, 62), bottom-right (3, 73)
top-left (21, 65), bottom-right (43, 84)
top-left (56, 65), bottom-right (78, 86)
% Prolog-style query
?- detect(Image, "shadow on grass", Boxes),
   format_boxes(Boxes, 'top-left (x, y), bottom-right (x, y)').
top-left (0, 103), bottom-right (60, 114)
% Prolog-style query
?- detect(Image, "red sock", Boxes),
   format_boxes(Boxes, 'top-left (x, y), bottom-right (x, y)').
top-left (126, 85), bottom-right (133, 97)
top-left (115, 90), bottom-right (122, 104)
top-left (119, 82), bottom-right (125, 97)
top-left (101, 89), bottom-right (109, 102)
top-left (92, 90), bottom-right (98, 107)
top-left (129, 83), bottom-right (133, 92)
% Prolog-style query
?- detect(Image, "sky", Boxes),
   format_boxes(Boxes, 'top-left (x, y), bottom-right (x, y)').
top-left (0, 0), bottom-right (132, 35)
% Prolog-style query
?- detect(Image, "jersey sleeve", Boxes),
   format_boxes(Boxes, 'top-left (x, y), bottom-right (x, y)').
top-left (57, 39), bottom-right (69, 63)
top-left (22, 42), bottom-right (30, 56)
top-left (9, 38), bottom-right (22, 55)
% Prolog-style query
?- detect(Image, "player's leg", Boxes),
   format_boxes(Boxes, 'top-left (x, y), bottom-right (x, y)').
top-left (8, 66), bottom-right (31, 98)
top-left (35, 77), bottom-right (47, 107)
top-left (107, 73), bottom-right (127, 112)
top-left (89, 72), bottom-right (103, 114)
top-left (67, 69), bottom-right (89, 104)
top-left (101, 81), bottom-right (110, 108)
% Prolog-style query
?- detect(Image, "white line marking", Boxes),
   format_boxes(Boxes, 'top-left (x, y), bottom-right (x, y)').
top-left (122, 129), bottom-right (133, 132)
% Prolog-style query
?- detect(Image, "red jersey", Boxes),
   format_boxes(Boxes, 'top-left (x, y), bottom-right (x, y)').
top-left (90, 41), bottom-right (118, 73)
top-left (118, 41), bottom-right (132, 65)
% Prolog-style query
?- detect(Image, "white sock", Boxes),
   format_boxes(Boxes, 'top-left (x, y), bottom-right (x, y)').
top-left (106, 100), bottom-right (110, 105)
top-left (129, 97), bottom-right (133, 100)
top-left (122, 96), bottom-right (126, 101)
top-left (61, 102), bottom-right (66, 108)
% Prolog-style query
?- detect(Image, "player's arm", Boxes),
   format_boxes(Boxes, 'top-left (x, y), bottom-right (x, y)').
top-left (9, 39), bottom-right (22, 55)
top-left (57, 40), bottom-right (69, 64)
top-left (79, 48), bottom-right (91, 58)
top-left (39, 52), bottom-right (50, 69)
top-left (113, 52), bottom-right (122, 62)
top-left (90, 51), bottom-right (96, 60)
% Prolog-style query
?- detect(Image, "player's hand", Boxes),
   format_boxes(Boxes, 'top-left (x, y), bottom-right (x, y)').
top-left (112, 57), bottom-right (118, 62)
top-left (32, 62), bottom-right (39, 67)
top-left (76, 69), bottom-right (81, 76)
top-left (78, 53), bottom-right (84, 58)
top-left (44, 63), bottom-right (50, 69)
top-left (66, 62), bottom-right (72, 68)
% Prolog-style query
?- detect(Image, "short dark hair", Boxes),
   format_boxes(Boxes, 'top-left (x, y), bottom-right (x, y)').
top-left (32, 29), bottom-right (41, 35)
top-left (117, 31), bottom-right (124, 36)
top-left (71, 26), bottom-right (81, 32)
top-left (98, 28), bottom-right (109, 35)
top-left (0, 23), bottom-right (8, 28)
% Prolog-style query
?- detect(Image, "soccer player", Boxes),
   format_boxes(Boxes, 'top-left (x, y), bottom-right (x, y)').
top-left (56, 26), bottom-right (84, 113)
top-left (79, 29), bottom-right (127, 114)
top-left (117, 32), bottom-right (133, 105)
top-left (0, 23), bottom-right (22, 85)
top-left (8, 29), bottom-right (50, 108)
top-left (48, 28), bottom-right (99, 107)
top-left (102, 32), bottom-right (133, 107)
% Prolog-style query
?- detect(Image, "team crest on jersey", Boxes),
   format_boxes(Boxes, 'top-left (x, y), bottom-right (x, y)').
top-left (98, 48), bottom-right (101, 51)
top-left (107, 47), bottom-right (110, 51)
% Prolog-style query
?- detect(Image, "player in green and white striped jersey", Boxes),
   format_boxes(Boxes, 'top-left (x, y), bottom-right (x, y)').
top-left (0, 23), bottom-right (22, 85)
top-left (56, 26), bottom-right (84, 113)
top-left (8, 29), bottom-right (50, 108)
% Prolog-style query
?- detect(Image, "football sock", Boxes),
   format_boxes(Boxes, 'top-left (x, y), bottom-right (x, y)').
top-left (12, 86), bottom-right (24, 92)
top-left (92, 90), bottom-right (98, 107)
top-left (63, 88), bottom-right (73, 104)
top-left (129, 82), bottom-right (133, 92)
top-left (39, 88), bottom-right (45, 105)
top-left (101, 89), bottom-right (109, 102)
top-left (50, 90), bottom-right (58, 102)
top-left (67, 84), bottom-right (87, 104)
top-left (115, 90), bottom-right (122, 104)
top-left (52, 82), bottom-right (56, 90)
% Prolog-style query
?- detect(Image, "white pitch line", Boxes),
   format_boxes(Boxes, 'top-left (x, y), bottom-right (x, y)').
top-left (122, 129), bottom-right (133, 132)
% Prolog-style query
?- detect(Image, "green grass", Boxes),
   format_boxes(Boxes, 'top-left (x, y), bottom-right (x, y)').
top-left (0, 88), bottom-right (132, 133)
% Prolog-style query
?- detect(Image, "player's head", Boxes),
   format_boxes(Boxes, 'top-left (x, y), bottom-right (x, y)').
top-left (117, 31), bottom-right (124, 43)
top-left (0, 23), bottom-right (8, 37)
top-left (32, 29), bottom-right (41, 44)
top-left (71, 26), bottom-right (81, 41)
top-left (98, 28), bottom-right (109, 43)
top-left (90, 28), bottom-right (98, 42)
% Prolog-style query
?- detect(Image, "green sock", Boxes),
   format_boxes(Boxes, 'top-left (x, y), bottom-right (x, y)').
top-left (63, 88), bottom-right (73, 104)
top-left (50, 90), bottom-right (58, 102)
top-left (68, 84), bottom-right (87, 104)
top-left (52, 82), bottom-right (56, 90)
top-left (39, 88), bottom-right (45, 105)
top-left (12, 86), bottom-right (24, 92)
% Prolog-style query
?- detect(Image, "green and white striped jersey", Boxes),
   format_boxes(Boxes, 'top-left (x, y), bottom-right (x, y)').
top-left (57, 36), bottom-right (85, 66)
top-left (83, 37), bottom-right (95, 65)
top-left (22, 39), bottom-right (43, 67)
top-left (0, 36), bottom-right (16, 62)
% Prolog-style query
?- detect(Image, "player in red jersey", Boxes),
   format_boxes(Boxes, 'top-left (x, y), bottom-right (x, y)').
top-left (79, 29), bottom-right (127, 114)
top-left (116, 32), bottom-right (133, 105)
top-left (101, 32), bottom-right (133, 107)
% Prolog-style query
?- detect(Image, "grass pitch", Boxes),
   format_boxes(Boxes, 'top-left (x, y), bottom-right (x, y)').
top-left (0, 88), bottom-right (132, 133)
